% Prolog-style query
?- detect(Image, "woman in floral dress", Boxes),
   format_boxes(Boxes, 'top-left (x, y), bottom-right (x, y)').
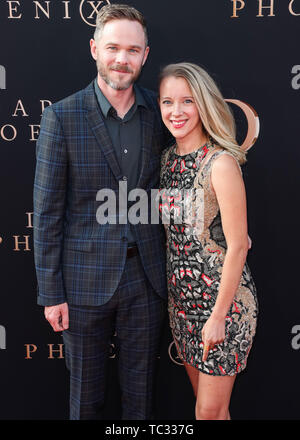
top-left (158, 63), bottom-right (258, 420)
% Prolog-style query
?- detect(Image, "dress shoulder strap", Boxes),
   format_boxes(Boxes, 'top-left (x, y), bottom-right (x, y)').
top-left (200, 148), bottom-right (243, 179)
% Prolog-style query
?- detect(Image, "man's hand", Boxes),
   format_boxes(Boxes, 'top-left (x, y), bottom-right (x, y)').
top-left (44, 302), bottom-right (69, 332)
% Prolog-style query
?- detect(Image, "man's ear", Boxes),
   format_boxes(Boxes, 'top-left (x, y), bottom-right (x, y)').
top-left (142, 46), bottom-right (150, 66)
top-left (90, 39), bottom-right (97, 61)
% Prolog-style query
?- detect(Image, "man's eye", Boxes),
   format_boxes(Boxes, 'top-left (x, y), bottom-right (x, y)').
top-left (108, 47), bottom-right (117, 50)
top-left (129, 49), bottom-right (138, 53)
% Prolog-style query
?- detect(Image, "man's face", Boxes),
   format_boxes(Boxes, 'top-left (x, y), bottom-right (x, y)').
top-left (91, 19), bottom-right (149, 91)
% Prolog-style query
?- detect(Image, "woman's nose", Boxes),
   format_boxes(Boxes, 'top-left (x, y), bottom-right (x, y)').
top-left (172, 103), bottom-right (183, 117)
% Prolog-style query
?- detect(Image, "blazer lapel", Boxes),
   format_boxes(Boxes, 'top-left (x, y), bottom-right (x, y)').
top-left (136, 106), bottom-right (155, 189)
top-left (83, 81), bottom-right (123, 182)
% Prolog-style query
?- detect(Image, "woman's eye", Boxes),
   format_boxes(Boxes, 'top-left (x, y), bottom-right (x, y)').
top-left (184, 99), bottom-right (193, 104)
top-left (162, 100), bottom-right (171, 105)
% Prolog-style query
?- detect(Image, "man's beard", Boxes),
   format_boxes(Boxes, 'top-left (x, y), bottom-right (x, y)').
top-left (97, 59), bottom-right (142, 91)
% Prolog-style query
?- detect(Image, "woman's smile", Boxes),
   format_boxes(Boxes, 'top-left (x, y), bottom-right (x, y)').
top-left (170, 119), bottom-right (188, 128)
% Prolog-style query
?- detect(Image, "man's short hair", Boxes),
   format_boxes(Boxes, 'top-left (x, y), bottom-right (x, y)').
top-left (94, 3), bottom-right (148, 47)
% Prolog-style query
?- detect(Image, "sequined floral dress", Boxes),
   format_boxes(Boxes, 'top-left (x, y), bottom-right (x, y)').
top-left (159, 141), bottom-right (258, 376)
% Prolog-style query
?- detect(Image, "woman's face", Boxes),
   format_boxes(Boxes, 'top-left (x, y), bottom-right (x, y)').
top-left (159, 76), bottom-right (202, 143)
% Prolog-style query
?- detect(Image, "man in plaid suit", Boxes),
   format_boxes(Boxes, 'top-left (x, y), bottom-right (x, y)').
top-left (33, 4), bottom-right (171, 419)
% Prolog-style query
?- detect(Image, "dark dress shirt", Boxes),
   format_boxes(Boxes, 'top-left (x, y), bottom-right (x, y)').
top-left (94, 79), bottom-right (148, 245)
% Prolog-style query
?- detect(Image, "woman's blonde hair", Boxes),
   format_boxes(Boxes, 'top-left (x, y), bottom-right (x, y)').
top-left (159, 62), bottom-right (246, 164)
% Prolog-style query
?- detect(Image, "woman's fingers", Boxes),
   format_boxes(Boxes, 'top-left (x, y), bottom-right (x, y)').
top-left (201, 335), bottom-right (225, 362)
top-left (202, 327), bottom-right (211, 362)
top-left (201, 321), bottom-right (226, 361)
top-left (202, 342), bottom-right (210, 362)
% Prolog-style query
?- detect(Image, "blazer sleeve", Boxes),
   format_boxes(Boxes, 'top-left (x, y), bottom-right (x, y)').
top-left (33, 106), bottom-right (68, 306)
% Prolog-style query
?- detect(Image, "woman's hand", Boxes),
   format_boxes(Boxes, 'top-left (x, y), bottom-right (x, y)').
top-left (201, 315), bottom-right (226, 362)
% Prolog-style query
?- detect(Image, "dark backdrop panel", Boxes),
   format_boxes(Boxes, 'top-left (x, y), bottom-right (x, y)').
top-left (0, 0), bottom-right (299, 420)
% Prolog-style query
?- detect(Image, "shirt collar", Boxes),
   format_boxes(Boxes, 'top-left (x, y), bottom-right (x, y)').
top-left (94, 78), bottom-right (148, 118)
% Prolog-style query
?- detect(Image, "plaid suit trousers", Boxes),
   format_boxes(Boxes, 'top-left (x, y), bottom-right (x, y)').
top-left (62, 252), bottom-right (166, 420)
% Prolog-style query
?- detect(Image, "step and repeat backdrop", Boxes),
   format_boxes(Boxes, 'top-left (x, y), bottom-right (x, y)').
top-left (0, 0), bottom-right (299, 420)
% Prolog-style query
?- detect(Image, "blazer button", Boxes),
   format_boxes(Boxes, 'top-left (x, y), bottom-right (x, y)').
top-left (122, 176), bottom-right (127, 181)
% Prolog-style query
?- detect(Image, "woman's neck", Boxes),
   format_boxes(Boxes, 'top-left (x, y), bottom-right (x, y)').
top-left (176, 131), bottom-right (209, 156)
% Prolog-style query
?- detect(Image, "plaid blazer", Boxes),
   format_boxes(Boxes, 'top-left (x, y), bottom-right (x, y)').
top-left (33, 79), bottom-right (172, 306)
